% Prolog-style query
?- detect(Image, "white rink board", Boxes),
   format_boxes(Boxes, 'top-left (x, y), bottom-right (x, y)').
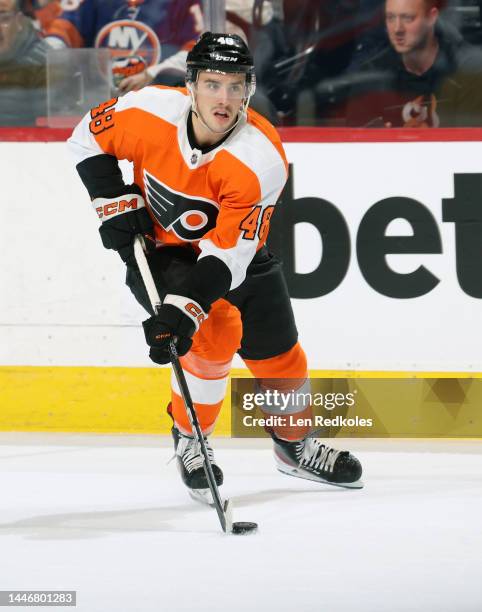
top-left (1, 140), bottom-right (481, 370)
top-left (284, 141), bottom-right (482, 371)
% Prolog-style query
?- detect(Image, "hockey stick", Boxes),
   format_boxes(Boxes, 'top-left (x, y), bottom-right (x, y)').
top-left (168, 337), bottom-right (233, 533)
top-left (133, 236), bottom-right (257, 535)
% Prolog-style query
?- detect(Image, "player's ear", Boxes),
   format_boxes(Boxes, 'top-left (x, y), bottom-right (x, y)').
top-left (186, 82), bottom-right (195, 102)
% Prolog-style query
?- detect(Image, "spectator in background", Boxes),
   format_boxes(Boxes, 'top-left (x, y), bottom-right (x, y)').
top-left (44, 0), bottom-right (203, 92)
top-left (22, 0), bottom-right (61, 31)
top-left (345, 0), bottom-right (482, 126)
top-left (0, 0), bottom-right (48, 125)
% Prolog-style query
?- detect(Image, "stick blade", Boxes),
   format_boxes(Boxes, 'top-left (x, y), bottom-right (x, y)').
top-left (223, 498), bottom-right (233, 533)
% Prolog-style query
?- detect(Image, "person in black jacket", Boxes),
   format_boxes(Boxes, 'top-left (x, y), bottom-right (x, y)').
top-left (0, 0), bottom-right (48, 126)
top-left (345, 0), bottom-right (482, 127)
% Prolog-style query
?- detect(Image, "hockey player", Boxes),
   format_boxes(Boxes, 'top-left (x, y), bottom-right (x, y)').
top-left (68, 32), bottom-right (363, 499)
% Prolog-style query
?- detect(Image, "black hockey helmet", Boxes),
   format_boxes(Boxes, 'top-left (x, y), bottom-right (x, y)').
top-left (186, 32), bottom-right (256, 96)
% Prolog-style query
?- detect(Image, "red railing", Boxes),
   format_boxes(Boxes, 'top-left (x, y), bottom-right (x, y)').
top-left (2, 127), bottom-right (482, 143)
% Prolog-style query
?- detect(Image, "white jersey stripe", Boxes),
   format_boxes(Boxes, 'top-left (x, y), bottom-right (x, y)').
top-left (68, 116), bottom-right (104, 165)
top-left (224, 122), bottom-right (287, 200)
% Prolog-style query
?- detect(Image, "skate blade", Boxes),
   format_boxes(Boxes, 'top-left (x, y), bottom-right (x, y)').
top-left (277, 464), bottom-right (364, 489)
top-left (188, 488), bottom-right (215, 506)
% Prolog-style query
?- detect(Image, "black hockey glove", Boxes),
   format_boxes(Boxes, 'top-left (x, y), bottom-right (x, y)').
top-left (92, 184), bottom-right (154, 265)
top-left (142, 294), bottom-right (208, 365)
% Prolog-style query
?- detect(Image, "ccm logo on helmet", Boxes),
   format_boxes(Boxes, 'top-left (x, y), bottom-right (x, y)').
top-left (212, 54), bottom-right (237, 62)
top-left (95, 197), bottom-right (141, 219)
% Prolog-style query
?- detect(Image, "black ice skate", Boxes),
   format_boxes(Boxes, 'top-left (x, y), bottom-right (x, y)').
top-left (271, 431), bottom-right (363, 489)
top-left (171, 422), bottom-right (224, 504)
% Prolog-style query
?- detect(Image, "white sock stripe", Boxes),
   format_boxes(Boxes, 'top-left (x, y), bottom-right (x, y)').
top-left (171, 369), bottom-right (228, 404)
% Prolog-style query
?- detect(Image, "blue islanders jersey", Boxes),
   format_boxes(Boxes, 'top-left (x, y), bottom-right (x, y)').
top-left (47, 0), bottom-right (203, 66)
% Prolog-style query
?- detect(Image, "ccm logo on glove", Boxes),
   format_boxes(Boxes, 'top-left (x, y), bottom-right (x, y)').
top-left (155, 332), bottom-right (171, 341)
top-left (93, 195), bottom-right (145, 220)
top-left (163, 295), bottom-right (208, 331)
top-left (185, 302), bottom-right (206, 327)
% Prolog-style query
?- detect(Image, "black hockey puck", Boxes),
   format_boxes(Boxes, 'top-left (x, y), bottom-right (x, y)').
top-left (231, 521), bottom-right (258, 535)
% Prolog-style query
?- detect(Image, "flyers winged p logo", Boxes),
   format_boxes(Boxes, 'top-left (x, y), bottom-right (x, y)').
top-left (143, 170), bottom-right (219, 241)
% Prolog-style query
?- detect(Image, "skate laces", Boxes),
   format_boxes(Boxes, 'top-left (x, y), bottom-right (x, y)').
top-left (176, 434), bottom-right (215, 474)
top-left (299, 438), bottom-right (341, 474)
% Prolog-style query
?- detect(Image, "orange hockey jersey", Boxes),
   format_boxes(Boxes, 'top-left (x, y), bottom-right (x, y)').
top-left (68, 86), bottom-right (288, 290)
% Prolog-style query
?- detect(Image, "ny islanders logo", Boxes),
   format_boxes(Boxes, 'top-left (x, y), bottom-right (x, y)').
top-left (143, 170), bottom-right (219, 241)
top-left (95, 20), bottom-right (161, 67)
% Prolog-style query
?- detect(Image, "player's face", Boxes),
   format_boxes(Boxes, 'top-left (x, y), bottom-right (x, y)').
top-left (194, 71), bottom-right (246, 132)
top-left (385, 0), bottom-right (438, 54)
top-left (0, 0), bottom-right (22, 54)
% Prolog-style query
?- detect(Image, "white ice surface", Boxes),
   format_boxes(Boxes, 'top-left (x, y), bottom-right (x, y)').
top-left (0, 435), bottom-right (481, 612)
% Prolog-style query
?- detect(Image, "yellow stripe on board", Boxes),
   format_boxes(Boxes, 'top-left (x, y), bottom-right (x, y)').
top-left (1, 366), bottom-right (481, 435)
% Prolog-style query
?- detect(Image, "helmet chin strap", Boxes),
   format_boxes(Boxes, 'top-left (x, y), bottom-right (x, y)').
top-left (188, 84), bottom-right (251, 137)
